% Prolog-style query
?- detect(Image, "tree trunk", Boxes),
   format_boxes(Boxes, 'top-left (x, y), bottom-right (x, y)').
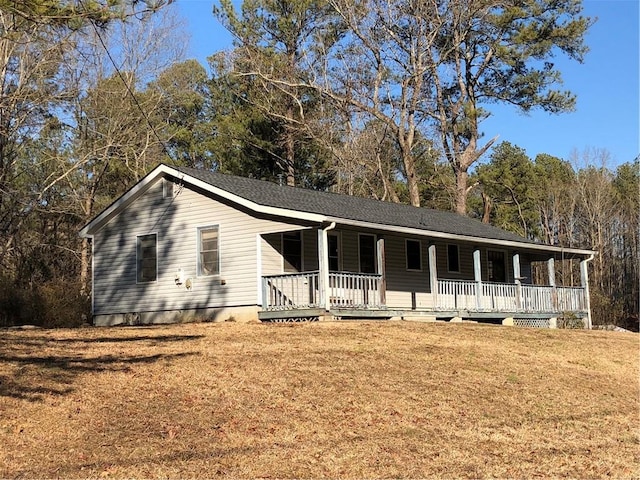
top-left (402, 150), bottom-right (421, 207)
top-left (80, 184), bottom-right (96, 297)
top-left (80, 236), bottom-right (90, 297)
top-left (454, 168), bottom-right (469, 215)
top-left (482, 192), bottom-right (491, 223)
top-left (285, 105), bottom-right (295, 186)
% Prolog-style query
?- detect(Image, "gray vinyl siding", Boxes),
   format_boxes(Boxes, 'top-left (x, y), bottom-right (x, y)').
top-left (436, 241), bottom-right (475, 279)
top-left (336, 230), bottom-right (433, 310)
top-left (341, 230), bottom-right (359, 273)
top-left (384, 235), bottom-right (432, 310)
top-left (303, 229), bottom-right (319, 271)
top-left (93, 178), bottom-right (303, 315)
top-left (261, 233), bottom-right (282, 277)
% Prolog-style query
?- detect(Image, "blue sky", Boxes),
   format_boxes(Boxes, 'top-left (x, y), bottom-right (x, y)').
top-left (176, 0), bottom-right (639, 169)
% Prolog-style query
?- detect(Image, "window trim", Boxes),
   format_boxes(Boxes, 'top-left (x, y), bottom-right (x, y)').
top-left (282, 230), bottom-right (304, 273)
top-left (405, 238), bottom-right (422, 272)
top-left (447, 243), bottom-right (461, 274)
top-left (136, 233), bottom-right (158, 284)
top-left (197, 225), bottom-right (220, 277)
top-left (358, 233), bottom-right (377, 274)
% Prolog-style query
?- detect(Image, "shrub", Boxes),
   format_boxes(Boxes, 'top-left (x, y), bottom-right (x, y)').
top-left (0, 277), bottom-right (90, 328)
top-left (558, 311), bottom-right (585, 329)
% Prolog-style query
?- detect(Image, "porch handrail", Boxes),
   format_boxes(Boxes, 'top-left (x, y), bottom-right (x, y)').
top-left (556, 286), bottom-right (588, 312)
top-left (262, 271), bottom-right (384, 311)
top-left (262, 271), bottom-right (321, 311)
top-left (481, 282), bottom-right (519, 311)
top-left (261, 273), bottom-right (587, 314)
top-left (437, 279), bottom-right (478, 310)
top-left (437, 279), bottom-right (587, 314)
top-left (328, 272), bottom-right (383, 309)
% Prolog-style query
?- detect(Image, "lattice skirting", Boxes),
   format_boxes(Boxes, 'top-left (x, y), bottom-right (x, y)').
top-left (513, 318), bottom-right (551, 328)
top-left (264, 316), bottom-right (320, 323)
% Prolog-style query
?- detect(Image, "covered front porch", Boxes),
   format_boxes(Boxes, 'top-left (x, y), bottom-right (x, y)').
top-left (259, 271), bottom-right (589, 320)
top-left (257, 224), bottom-right (592, 326)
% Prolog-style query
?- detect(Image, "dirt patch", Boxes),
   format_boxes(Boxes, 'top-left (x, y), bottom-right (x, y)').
top-left (0, 322), bottom-right (638, 478)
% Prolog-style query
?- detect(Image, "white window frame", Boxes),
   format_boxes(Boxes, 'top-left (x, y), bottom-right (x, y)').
top-left (197, 225), bottom-right (220, 277)
top-left (282, 230), bottom-right (304, 273)
top-left (358, 233), bottom-right (377, 274)
top-left (447, 243), bottom-right (461, 274)
top-left (136, 233), bottom-right (158, 283)
top-left (405, 238), bottom-right (422, 272)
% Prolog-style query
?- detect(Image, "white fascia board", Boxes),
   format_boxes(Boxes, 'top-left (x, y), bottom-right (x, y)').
top-left (79, 164), bottom-right (167, 237)
top-left (326, 217), bottom-right (596, 257)
top-left (79, 164), bottom-right (326, 237)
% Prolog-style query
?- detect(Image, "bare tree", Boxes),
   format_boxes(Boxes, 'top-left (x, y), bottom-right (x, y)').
top-left (222, 0), bottom-right (591, 212)
top-left (64, 3), bottom-right (187, 295)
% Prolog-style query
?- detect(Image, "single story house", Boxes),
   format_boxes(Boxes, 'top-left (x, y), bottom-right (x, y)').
top-left (79, 163), bottom-right (595, 328)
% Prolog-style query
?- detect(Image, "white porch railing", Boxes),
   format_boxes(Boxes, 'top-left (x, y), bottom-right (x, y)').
top-left (262, 271), bottom-right (321, 311)
top-left (437, 279), bottom-right (479, 310)
top-left (262, 271), bottom-right (383, 311)
top-left (520, 285), bottom-right (554, 312)
top-left (481, 282), bottom-right (519, 311)
top-left (556, 286), bottom-right (589, 312)
top-left (329, 272), bottom-right (383, 309)
top-left (262, 274), bottom-right (587, 314)
top-left (437, 279), bottom-right (587, 313)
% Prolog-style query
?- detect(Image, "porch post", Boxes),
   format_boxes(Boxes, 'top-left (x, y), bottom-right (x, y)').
top-left (580, 257), bottom-right (593, 330)
top-left (318, 227), bottom-right (329, 312)
top-left (428, 244), bottom-right (438, 307)
top-left (473, 248), bottom-right (482, 310)
top-left (257, 234), bottom-right (264, 308)
top-left (376, 236), bottom-right (386, 306)
top-left (548, 257), bottom-right (558, 311)
top-left (547, 257), bottom-right (556, 287)
top-left (513, 253), bottom-right (522, 310)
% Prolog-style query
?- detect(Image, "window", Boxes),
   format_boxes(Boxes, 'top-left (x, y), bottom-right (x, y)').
top-left (137, 234), bottom-right (157, 283)
top-left (328, 233), bottom-right (340, 271)
top-left (358, 234), bottom-right (376, 273)
top-left (406, 239), bottom-right (422, 271)
top-left (198, 226), bottom-right (220, 276)
top-left (447, 244), bottom-right (460, 273)
top-left (283, 231), bottom-right (302, 272)
top-left (487, 250), bottom-right (506, 282)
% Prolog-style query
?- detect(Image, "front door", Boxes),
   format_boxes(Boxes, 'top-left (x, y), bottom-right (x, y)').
top-left (487, 250), bottom-right (506, 283)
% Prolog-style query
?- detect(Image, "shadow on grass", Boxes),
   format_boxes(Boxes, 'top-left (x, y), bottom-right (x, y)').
top-left (1, 333), bottom-right (206, 347)
top-left (0, 332), bottom-right (202, 402)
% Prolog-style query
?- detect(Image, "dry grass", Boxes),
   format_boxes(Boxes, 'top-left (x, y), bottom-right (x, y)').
top-left (0, 321), bottom-right (638, 478)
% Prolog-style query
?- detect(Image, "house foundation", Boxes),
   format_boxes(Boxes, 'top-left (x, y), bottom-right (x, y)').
top-left (93, 305), bottom-right (261, 327)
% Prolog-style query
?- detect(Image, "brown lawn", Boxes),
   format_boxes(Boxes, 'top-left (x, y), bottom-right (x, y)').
top-left (0, 321), bottom-right (638, 478)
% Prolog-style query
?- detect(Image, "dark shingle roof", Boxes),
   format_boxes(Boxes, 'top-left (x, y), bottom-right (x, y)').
top-left (175, 166), bottom-right (537, 245)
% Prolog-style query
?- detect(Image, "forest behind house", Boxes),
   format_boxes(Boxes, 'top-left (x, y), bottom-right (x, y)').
top-left (0, 0), bottom-right (636, 329)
